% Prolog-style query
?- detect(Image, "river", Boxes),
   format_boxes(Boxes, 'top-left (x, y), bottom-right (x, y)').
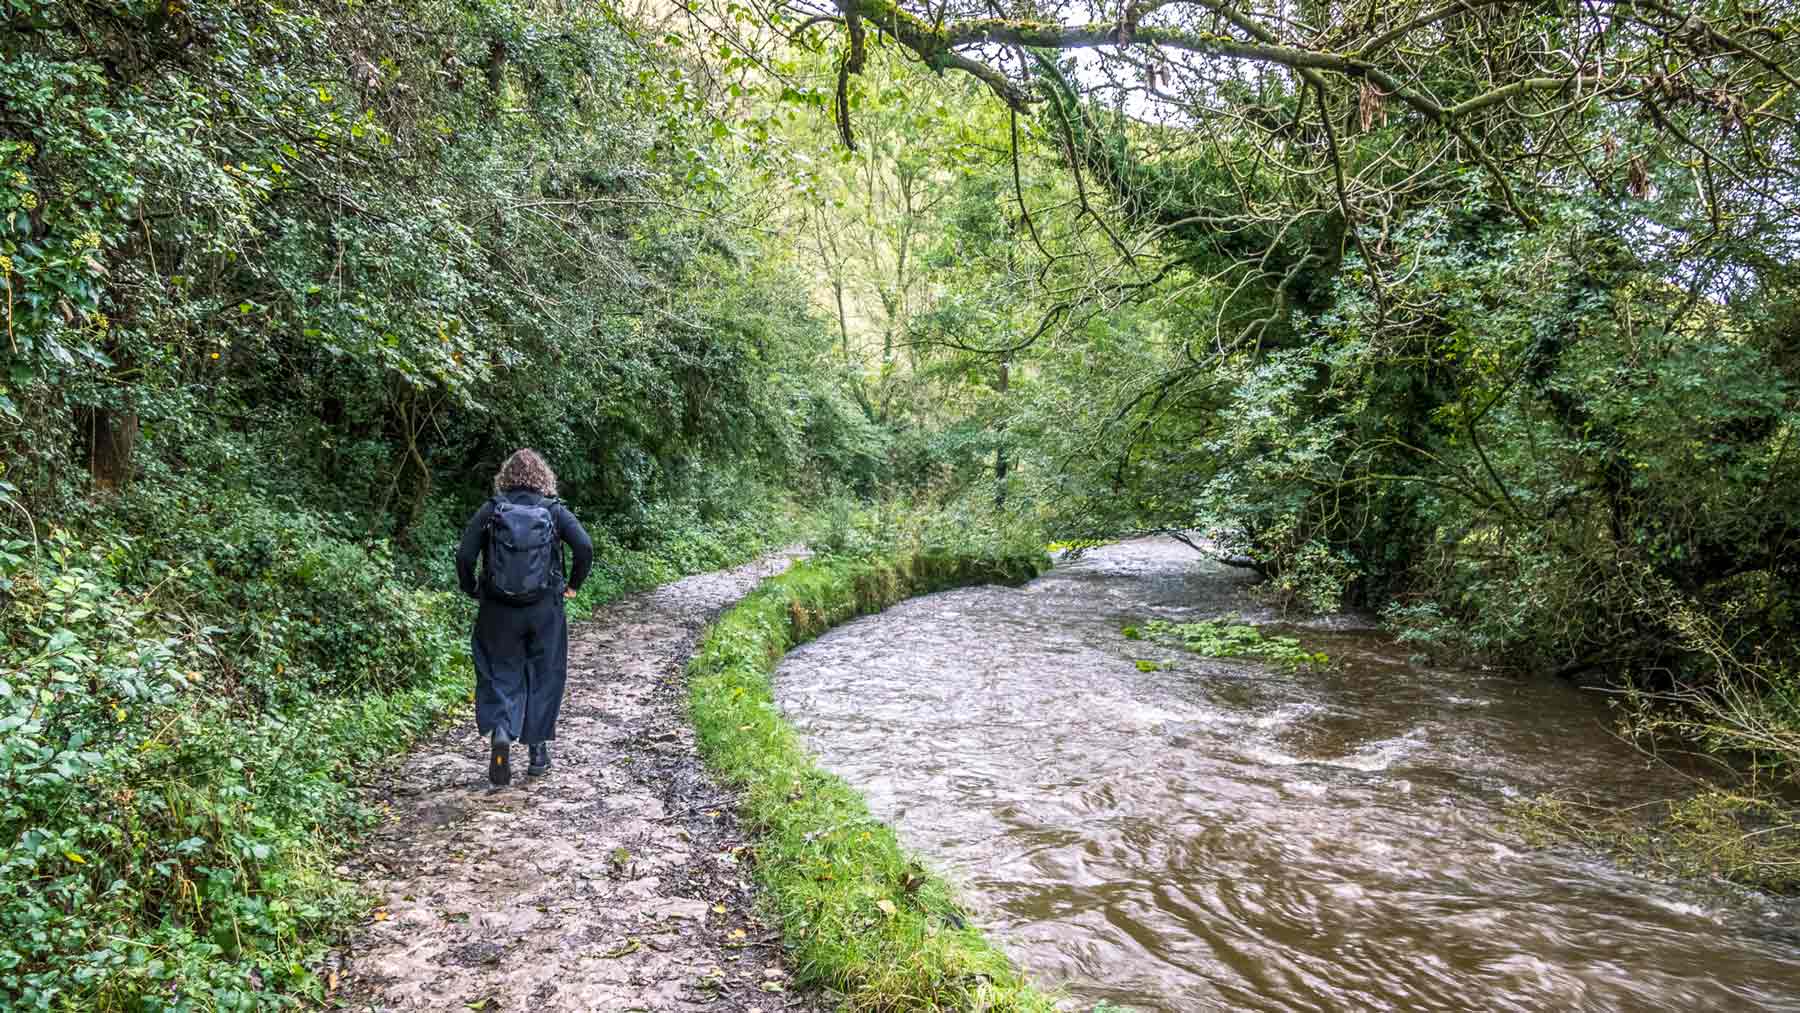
top-left (772, 539), bottom-right (1800, 1011)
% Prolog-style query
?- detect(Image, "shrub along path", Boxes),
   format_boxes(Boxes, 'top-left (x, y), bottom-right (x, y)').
top-left (335, 552), bottom-right (817, 1012)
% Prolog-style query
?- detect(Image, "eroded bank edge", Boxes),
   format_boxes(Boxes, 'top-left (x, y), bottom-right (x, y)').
top-left (686, 551), bottom-right (1063, 1012)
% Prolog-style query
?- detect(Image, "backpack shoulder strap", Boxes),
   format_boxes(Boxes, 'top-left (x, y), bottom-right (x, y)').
top-left (484, 495), bottom-right (504, 542)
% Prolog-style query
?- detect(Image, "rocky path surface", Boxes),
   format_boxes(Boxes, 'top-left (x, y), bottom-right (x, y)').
top-left (336, 553), bottom-right (814, 1013)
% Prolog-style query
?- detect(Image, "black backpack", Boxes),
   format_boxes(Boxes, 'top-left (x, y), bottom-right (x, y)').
top-left (484, 496), bottom-right (559, 604)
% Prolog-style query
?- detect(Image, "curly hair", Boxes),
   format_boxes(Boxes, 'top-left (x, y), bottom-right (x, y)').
top-left (493, 448), bottom-right (558, 497)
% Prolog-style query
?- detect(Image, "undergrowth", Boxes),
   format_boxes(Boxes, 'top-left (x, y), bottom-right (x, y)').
top-left (1509, 790), bottom-right (1800, 894)
top-left (0, 486), bottom-right (798, 1011)
top-left (0, 508), bottom-right (465, 1011)
top-left (688, 551), bottom-right (1058, 1012)
top-left (1508, 598), bottom-right (1800, 895)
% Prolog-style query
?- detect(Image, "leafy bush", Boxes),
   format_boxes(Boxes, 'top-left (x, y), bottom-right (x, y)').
top-left (0, 515), bottom-right (467, 1010)
top-left (805, 495), bottom-right (1048, 563)
top-left (1511, 789), bottom-right (1800, 894)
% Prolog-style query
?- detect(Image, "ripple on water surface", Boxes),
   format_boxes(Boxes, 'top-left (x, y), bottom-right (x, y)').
top-left (773, 539), bottom-right (1800, 1012)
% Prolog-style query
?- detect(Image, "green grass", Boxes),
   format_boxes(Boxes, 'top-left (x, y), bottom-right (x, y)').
top-left (687, 551), bottom-right (1060, 1012)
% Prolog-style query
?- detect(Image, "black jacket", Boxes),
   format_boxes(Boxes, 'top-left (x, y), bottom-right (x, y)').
top-left (455, 489), bottom-right (594, 601)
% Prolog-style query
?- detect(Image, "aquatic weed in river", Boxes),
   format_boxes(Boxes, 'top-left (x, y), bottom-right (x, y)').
top-left (1133, 617), bottom-right (1328, 672)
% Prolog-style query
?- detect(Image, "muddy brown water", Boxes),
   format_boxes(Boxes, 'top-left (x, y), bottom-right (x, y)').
top-left (773, 539), bottom-right (1800, 1012)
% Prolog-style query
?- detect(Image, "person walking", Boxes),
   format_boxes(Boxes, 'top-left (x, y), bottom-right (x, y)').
top-left (455, 449), bottom-right (593, 786)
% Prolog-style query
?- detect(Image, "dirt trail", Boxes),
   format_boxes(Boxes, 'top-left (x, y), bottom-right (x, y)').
top-left (337, 553), bottom-right (815, 1012)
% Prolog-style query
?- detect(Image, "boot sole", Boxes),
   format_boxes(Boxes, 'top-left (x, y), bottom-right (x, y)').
top-left (489, 731), bottom-right (512, 787)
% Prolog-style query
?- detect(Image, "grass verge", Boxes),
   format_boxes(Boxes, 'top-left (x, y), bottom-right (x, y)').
top-left (688, 550), bottom-right (1059, 1012)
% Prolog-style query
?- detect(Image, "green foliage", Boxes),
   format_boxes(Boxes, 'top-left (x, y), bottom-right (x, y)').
top-left (1136, 618), bottom-right (1327, 672)
top-left (1046, 539), bottom-right (1110, 555)
top-left (804, 495), bottom-right (1048, 563)
top-left (0, 465), bottom-right (800, 1008)
top-left (0, 2), bottom-right (874, 1004)
top-left (0, 510), bottom-right (468, 1010)
top-left (688, 551), bottom-right (1053, 1011)
top-left (0, 0), bottom-right (859, 540)
top-left (1613, 601), bottom-right (1800, 789)
top-left (1510, 790), bottom-right (1800, 894)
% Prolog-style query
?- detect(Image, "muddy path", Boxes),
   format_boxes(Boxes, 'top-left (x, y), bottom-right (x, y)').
top-left (336, 552), bottom-right (817, 1012)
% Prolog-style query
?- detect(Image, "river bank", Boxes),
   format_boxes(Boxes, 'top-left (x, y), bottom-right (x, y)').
top-left (686, 550), bottom-right (1054, 1011)
top-left (773, 538), bottom-right (1800, 1011)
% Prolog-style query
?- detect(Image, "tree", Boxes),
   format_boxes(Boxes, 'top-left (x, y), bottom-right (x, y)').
top-left (737, 0), bottom-right (1800, 681)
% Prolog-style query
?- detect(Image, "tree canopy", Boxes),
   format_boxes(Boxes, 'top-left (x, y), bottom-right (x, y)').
top-left (4, 0), bottom-right (1800, 1003)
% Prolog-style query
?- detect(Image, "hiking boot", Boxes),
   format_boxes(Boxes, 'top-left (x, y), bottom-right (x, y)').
top-left (527, 742), bottom-right (551, 777)
top-left (489, 727), bottom-right (513, 787)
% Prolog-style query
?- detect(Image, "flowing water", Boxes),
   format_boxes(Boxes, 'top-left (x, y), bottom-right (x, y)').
top-left (773, 539), bottom-right (1800, 1012)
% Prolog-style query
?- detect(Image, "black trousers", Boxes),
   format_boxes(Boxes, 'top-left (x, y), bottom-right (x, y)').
top-left (471, 594), bottom-right (567, 744)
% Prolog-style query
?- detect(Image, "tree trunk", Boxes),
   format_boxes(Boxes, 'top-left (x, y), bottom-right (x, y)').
top-left (485, 38), bottom-right (508, 94)
top-left (81, 406), bottom-right (138, 492)
top-left (78, 319), bottom-right (140, 493)
top-left (994, 354), bottom-right (1010, 507)
top-left (832, 280), bottom-right (851, 366)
